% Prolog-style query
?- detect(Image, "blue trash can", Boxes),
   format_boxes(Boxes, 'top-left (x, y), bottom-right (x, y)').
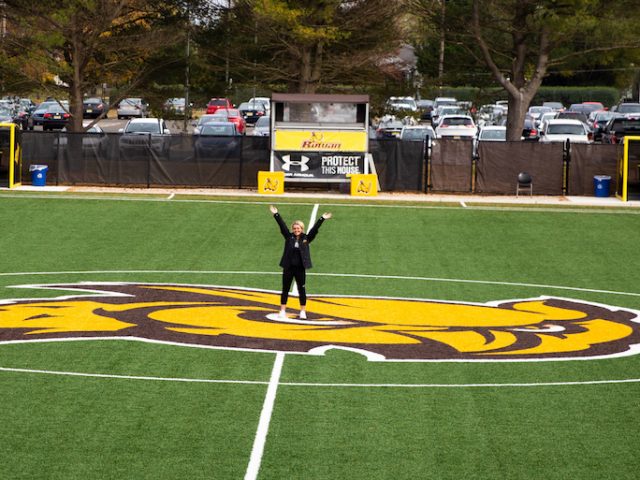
top-left (593, 175), bottom-right (611, 197)
top-left (29, 165), bottom-right (48, 187)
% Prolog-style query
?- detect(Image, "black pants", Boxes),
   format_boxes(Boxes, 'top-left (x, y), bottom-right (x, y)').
top-left (281, 266), bottom-right (306, 306)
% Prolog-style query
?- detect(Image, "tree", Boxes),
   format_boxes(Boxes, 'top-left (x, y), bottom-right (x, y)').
top-left (0, 0), bottom-right (195, 131)
top-left (200, 0), bottom-right (405, 94)
top-left (412, 0), bottom-right (640, 140)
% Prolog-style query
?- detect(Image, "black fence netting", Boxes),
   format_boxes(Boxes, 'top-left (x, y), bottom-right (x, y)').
top-left (429, 139), bottom-right (473, 192)
top-left (476, 141), bottom-right (564, 195)
top-left (369, 139), bottom-right (425, 191)
top-left (568, 144), bottom-right (620, 196)
top-left (18, 131), bottom-right (623, 196)
top-left (22, 132), bottom-right (271, 188)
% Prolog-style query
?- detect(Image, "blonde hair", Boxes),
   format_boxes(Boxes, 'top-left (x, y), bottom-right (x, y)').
top-left (291, 220), bottom-right (305, 231)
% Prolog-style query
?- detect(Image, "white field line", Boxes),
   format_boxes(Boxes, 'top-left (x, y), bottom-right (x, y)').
top-left (167, 193), bottom-right (175, 200)
top-left (1, 193), bottom-right (639, 215)
top-left (1, 270), bottom-right (638, 298)
top-left (244, 352), bottom-right (285, 480)
top-left (2, 365), bottom-right (640, 389)
top-left (460, 201), bottom-right (467, 208)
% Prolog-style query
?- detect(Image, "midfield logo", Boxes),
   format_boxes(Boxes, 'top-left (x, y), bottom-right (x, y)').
top-left (1, 283), bottom-right (639, 361)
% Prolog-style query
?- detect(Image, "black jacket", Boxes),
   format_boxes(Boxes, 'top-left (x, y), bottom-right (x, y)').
top-left (274, 213), bottom-right (325, 269)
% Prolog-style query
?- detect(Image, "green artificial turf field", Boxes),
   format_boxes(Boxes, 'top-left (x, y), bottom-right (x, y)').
top-left (0, 192), bottom-right (639, 479)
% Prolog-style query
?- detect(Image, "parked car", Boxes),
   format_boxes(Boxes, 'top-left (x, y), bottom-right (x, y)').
top-left (473, 125), bottom-right (506, 158)
top-left (416, 99), bottom-right (435, 120)
top-left (434, 97), bottom-right (457, 109)
top-left (238, 101), bottom-right (267, 125)
top-left (192, 114), bottom-right (220, 135)
top-left (435, 115), bottom-right (476, 139)
top-left (431, 105), bottom-right (466, 125)
top-left (194, 122), bottom-right (241, 158)
top-left (55, 123), bottom-right (109, 155)
top-left (13, 107), bottom-right (32, 129)
top-left (556, 111), bottom-right (589, 125)
top-left (600, 115), bottom-right (640, 144)
top-left (567, 103), bottom-right (601, 116)
top-left (386, 96), bottom-right (418, 112)
top-left (538, 111), bottom-right (558, 133)
top-left (477, 125), bottom-right (506, 142)
top-left (118, 117), bottom-right (171, 157)
top-left (376, 117), bottom-right (404, 138)
top-left (589, 111), bottom-right (616, 142)
top-left (206, 97), bottom-right (234, 114)
top-left (614, 102), bottom-right (640, 115)
top-left (13, 98), bottom-right (36, 127)
top-left (399, 125), bottom-right (436, 142)
top-left (83, 97), bottom-right (108, 119)
top-left (0, 106), bottom-right (14, 124)
top-left (251, 115), bottom-right (270, 136)
top-left (521, 118), bottom-right (539, 141)
top-left (117, 98), bottom-right (148, 119)
top-left (248, 97), bottom-right (270, 113)
top-left (208, 108), bottom-right (246, 134)
top-left (539, 119), bottom-right (592, 144)
top-left (542, 101), bottom-right (564, 111)
top-left (527, 106), bottom-right (554, 125)
top-left (42, 103), bottom-right (71, 131)
top-left (476, 104), bottom-right (506, 126)
top-left (28, 100), bottom-right (66, 129)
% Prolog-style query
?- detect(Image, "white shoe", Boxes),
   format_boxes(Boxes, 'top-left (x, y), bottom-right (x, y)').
top-left (299, 311), bottom-right (307, 319)
top-left (278, 310), bottom-right (287, 320)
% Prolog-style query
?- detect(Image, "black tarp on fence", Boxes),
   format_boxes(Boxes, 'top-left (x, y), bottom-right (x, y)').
top-left (568, 144), bottom-right (620, 196)
top-left (429, 139), bottom-right (473, 193)
top-left (476, 142), bottom-right (565, 195)
top-left (20, 131), bottom-right (623, 196)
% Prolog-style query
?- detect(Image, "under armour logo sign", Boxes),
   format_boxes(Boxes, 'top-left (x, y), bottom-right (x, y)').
top-left (281, 155), bottom-right (310, 172)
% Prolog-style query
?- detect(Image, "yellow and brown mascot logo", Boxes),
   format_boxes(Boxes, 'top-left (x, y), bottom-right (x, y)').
top-left (1, 283), bottom-right (639, 361)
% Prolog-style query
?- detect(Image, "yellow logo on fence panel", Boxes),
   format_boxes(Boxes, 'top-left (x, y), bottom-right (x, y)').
top-left (1, 283), bottom-right (639, 361)
top-left (258, 171), bottom-right (284, 194)
top-left (274, 130), bottom-right (368, 152)
top-left (350, 174), bottom-right (378, 196)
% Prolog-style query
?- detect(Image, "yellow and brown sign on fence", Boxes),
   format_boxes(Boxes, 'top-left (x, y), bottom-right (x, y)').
top-left (274, 130), bottom-right (368, 153)
top-left (258, 171), bottom-right (284, 194)
top-left (350, 174), bottom-right (378, 196)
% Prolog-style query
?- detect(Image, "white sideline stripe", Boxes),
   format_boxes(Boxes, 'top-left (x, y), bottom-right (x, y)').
top-left (2, 365), bottom-right (640, 389)
top-left (2, 193), bottom-right (638, 215)
top-left (0, 270), bottom-right (639, 298)
top-left (0, 366), bottom-right (265, 384)
top-left (244, 352), bottom-right (285, 480)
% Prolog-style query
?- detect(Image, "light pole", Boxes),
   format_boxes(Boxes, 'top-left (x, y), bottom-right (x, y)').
top-left (183, 6), bottom-right (191, 133)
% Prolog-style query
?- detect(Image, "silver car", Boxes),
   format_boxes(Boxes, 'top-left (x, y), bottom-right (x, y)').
top-left (117, 97), bottom-right (148, 119)
top-left (251, 115), bottom-right (270, 136)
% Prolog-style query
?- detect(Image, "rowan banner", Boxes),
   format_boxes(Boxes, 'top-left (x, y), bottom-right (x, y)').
top-left (273, 151), bottom-right (365, 182)
top-left (273, 130), bottom-right (368, 152)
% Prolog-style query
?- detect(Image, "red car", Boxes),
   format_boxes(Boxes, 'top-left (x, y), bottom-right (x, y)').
top-left (206, 97), bottom-right (233, 114)
top-left (208, 108), bottom-right (246, 134)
